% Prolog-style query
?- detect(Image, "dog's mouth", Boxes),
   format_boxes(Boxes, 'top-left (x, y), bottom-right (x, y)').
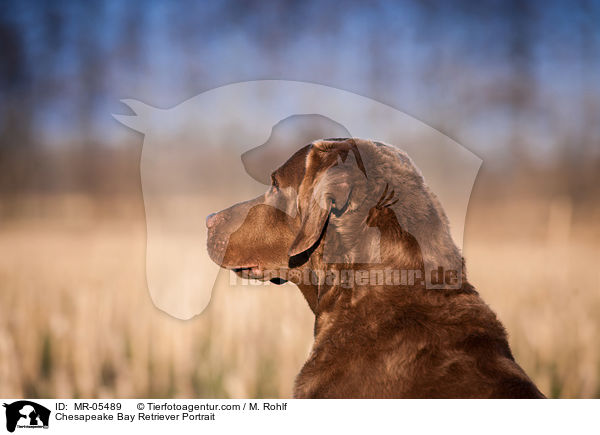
top-left (228, 266), bottom-right (287, 285)
top-left (231, 265), bottom-right (260, 275)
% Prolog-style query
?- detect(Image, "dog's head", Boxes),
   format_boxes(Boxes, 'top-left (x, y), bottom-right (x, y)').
top-left (206, 138), bottom-right (462, 297)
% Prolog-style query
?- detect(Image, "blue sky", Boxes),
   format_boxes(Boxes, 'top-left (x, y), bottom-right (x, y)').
top-left (1, 0), bottom-right (598, 162)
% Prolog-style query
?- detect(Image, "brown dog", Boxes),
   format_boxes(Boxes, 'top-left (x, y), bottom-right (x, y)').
top-left (206, 138), bottom-right (544, 398)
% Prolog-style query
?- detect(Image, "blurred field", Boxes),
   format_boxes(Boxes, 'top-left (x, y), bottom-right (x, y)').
top-left (0, 194), bottom-right (598, 398)
top-left (465, 196), bottom-right (600, 398)
top-left (0, 198), bottom-right (314, 399)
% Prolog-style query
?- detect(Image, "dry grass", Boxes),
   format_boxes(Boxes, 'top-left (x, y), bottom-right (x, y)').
top-left (0, 195), bottom-right (598, 398)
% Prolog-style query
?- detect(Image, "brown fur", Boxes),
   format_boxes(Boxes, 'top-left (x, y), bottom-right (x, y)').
top-left (206, 138), bottom-right (545, 398)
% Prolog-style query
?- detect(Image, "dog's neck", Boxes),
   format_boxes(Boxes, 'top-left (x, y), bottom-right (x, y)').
top-left (292, 209), bottom-right (469, 337)
top-left (293, 223), bottom-right (426, 317)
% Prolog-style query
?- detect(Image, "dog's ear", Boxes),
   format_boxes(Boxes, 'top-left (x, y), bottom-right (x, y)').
top-left (288, 195), bottom-right (331, 257)
top-left (288, 157), bottom-right (352, 257)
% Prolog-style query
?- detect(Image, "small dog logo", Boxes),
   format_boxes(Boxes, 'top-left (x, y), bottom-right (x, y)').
top-left (3, 401), bottom-right (50, 433)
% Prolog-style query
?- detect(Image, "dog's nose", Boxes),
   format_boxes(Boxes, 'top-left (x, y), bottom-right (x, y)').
top-left (206, 212), bottom-right (219, 229)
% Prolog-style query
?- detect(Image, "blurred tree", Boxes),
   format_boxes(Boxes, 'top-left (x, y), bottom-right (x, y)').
top-left (0, 11), bottom-right (33, 195)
